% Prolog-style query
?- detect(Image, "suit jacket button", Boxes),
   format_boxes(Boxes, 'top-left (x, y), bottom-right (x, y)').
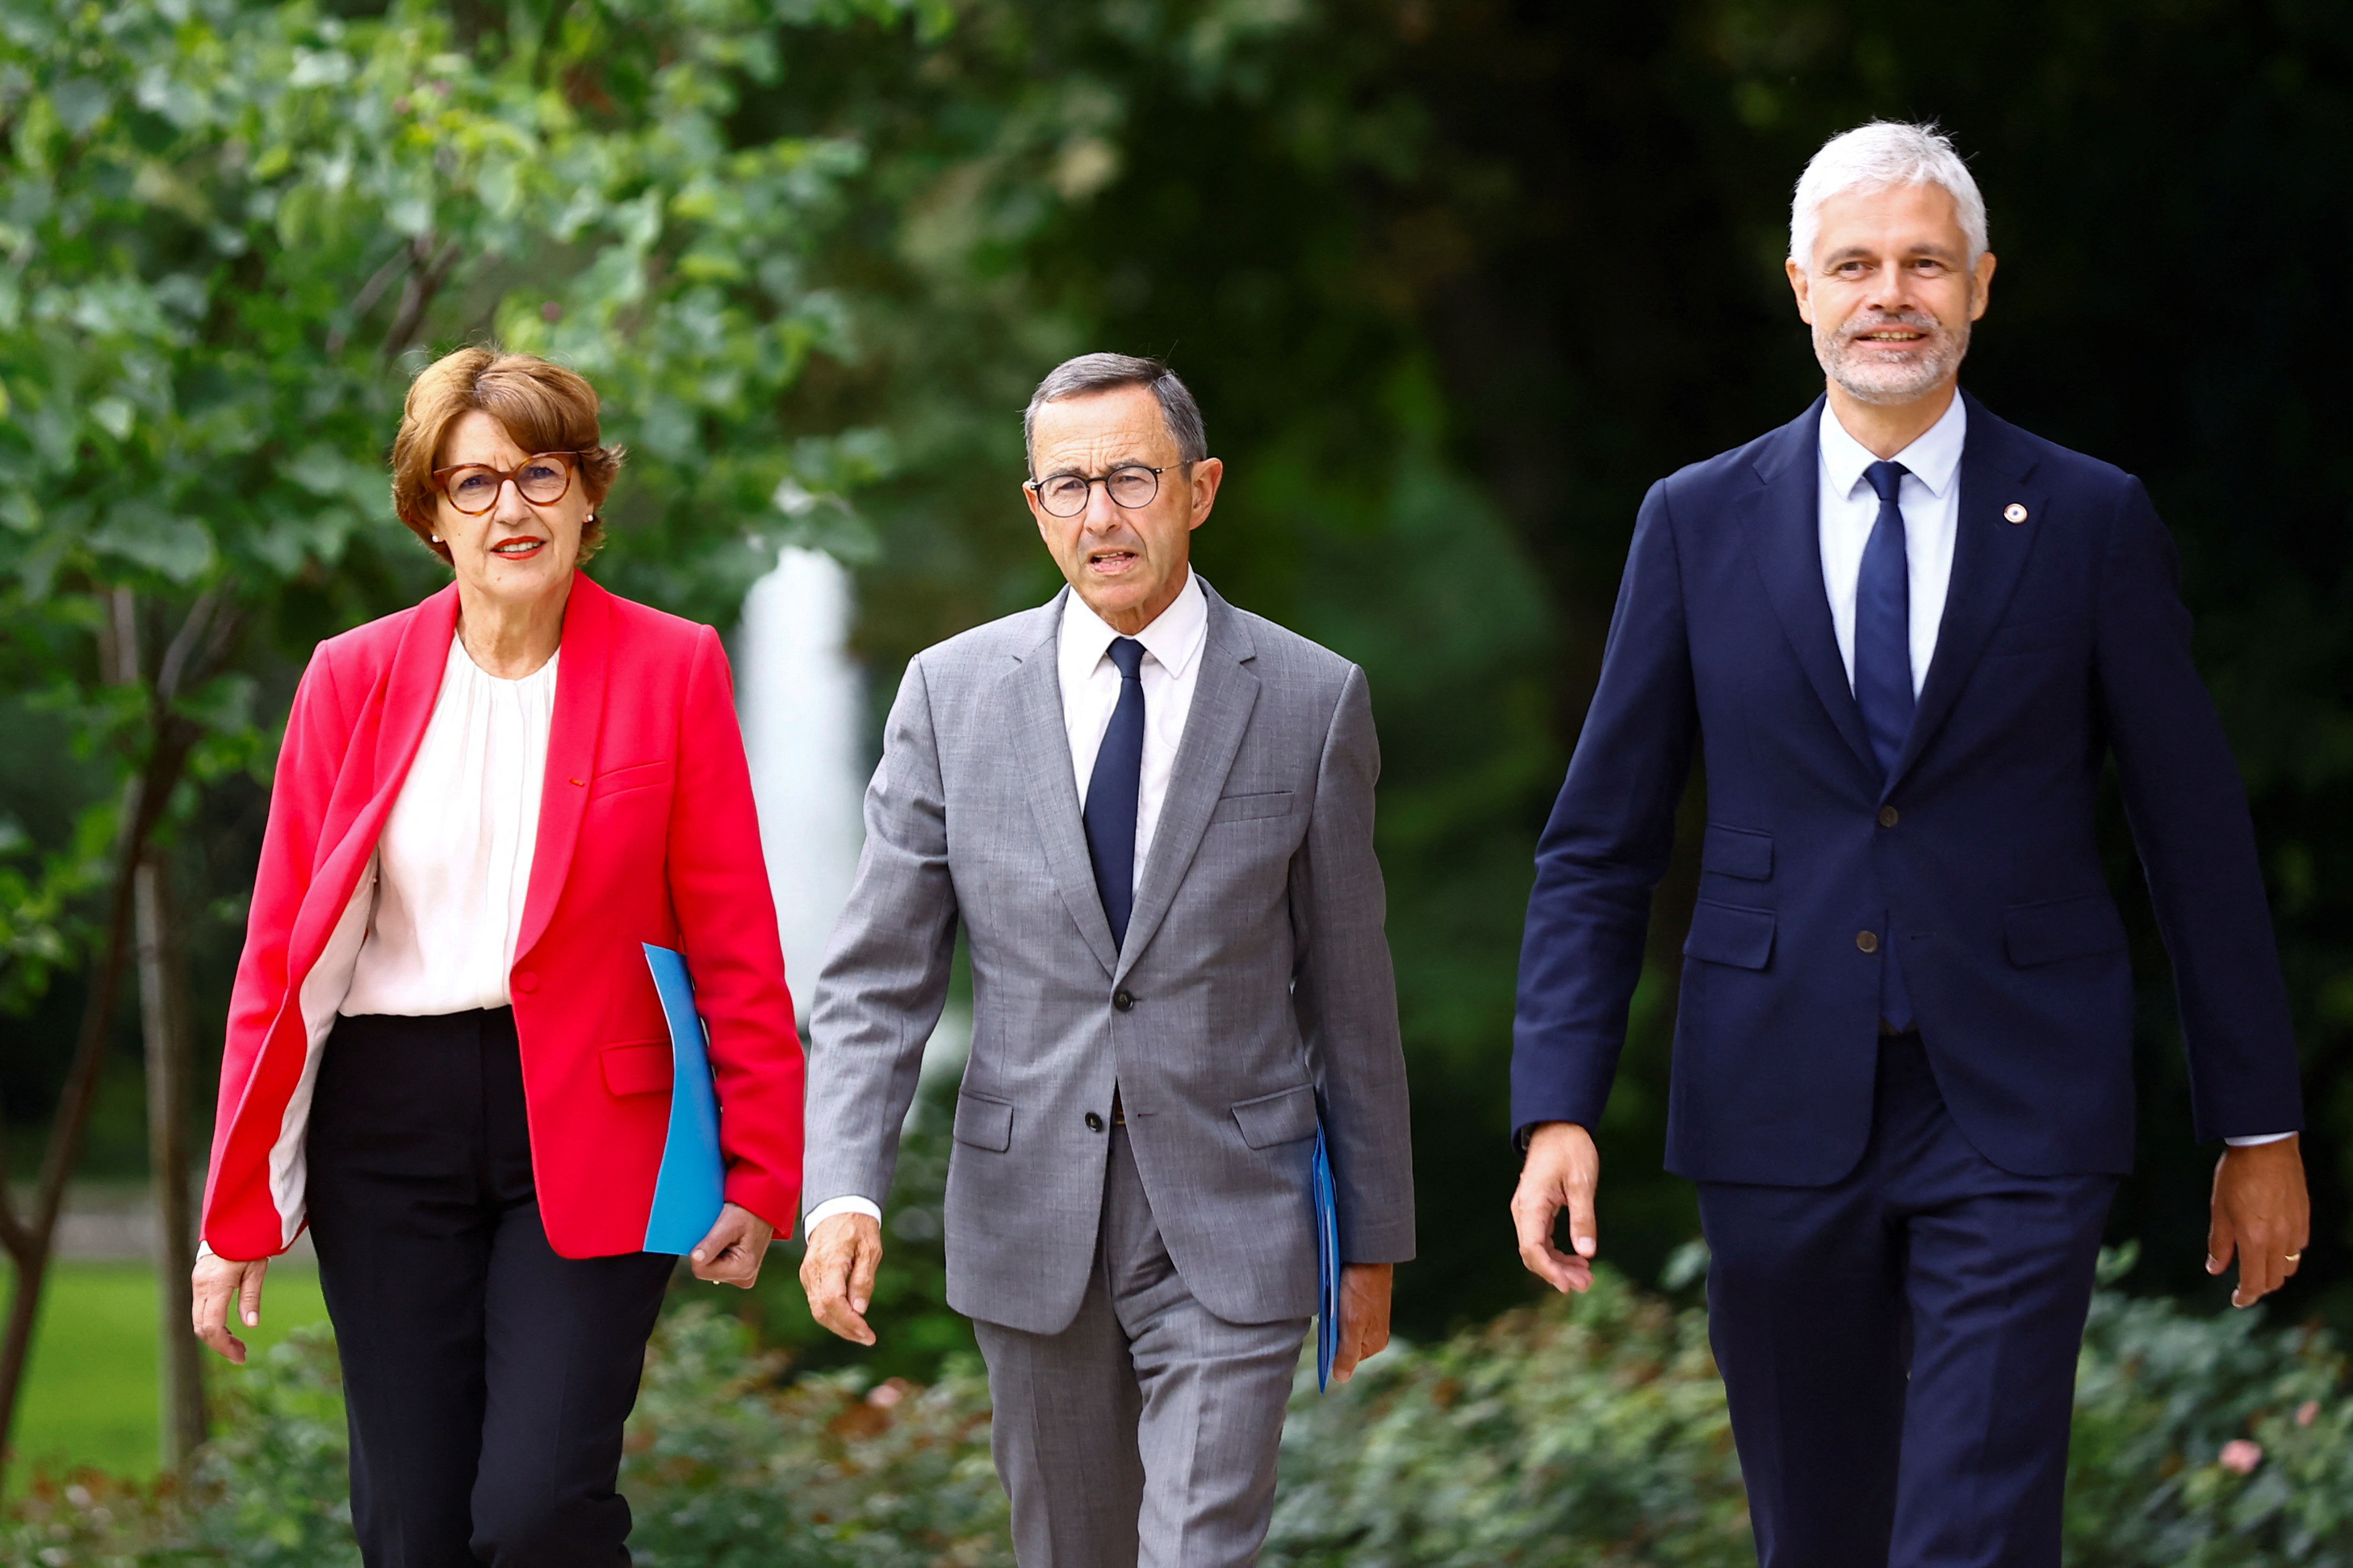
top-left (513, 970), bottom-right (538, 993)
top-left (1856, 931), bottom-right (1880, 954)
top-left (1085, 1111), bottom-right (1105, 1132)
top-left (1878, 805), bottom-right (1899, 828)
top-left (1112, 990), bottom-right (1135, 1012)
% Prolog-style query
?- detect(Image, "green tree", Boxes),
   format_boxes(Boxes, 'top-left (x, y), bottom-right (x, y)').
top-left (0, 0), bottom-right (914, 1481)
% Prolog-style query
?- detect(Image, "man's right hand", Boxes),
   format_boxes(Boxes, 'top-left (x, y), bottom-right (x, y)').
top-left (799, 1212), bottom-right (885, 1346)
top-left (1511, 1122), bottom-right (1599, 1294)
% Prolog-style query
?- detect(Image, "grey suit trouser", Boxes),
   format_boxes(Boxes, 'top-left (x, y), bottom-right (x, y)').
top-left (973, 1126), bottom-right (1309, 1568)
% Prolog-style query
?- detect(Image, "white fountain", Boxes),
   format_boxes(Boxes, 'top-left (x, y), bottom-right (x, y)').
top-left (735, 545), bottom-right (868, 1015)
top-left (735, 546), bottom-right (969, 1093)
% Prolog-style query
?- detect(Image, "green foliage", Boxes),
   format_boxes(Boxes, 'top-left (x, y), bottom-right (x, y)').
top-left (723, 1069), bottom-right (978, 1386)
top-left (10, 1260), bottom-right (2352, 1566)
top-left (2068, 1250), bottom-right (2353, 1564)
top-left (626, 1308), bottom-right (1007, 1566)
top-left (1268, 1270), bottom-right (1749, 1566)
top-left (0, 0), bottom-right (908, 1041)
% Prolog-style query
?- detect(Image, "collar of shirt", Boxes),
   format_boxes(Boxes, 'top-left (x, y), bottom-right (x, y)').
top-left (1818, 391), bottom-right (1967, 504)
top-left (1057, 569), bottom-right (1209, 691)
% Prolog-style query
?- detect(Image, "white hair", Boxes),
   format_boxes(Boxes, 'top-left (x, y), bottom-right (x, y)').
top-left (1789, 121), bottom-right (1987, 270)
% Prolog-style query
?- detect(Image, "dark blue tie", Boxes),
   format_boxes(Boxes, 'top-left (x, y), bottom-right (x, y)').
top-left (1857, 459), bottom-right (1915, 1030)
top-left (1082, 637), bottom-right (1146, 947)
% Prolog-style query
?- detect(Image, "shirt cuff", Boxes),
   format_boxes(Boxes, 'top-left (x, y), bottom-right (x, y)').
top-left (805, 1195), bottom-right (882, 1229)
top-left (2225, 1131), bottom-right (2296, 1148)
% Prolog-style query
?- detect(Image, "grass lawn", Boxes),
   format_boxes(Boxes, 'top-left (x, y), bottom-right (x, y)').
top-left (7, 1261), bottom-right (332, 1491)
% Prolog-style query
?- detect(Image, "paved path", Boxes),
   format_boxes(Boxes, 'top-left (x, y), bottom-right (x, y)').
top-left (8, 1183), bottom-right (316, 1262)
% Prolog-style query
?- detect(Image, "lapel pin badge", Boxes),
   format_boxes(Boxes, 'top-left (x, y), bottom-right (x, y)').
top-left (2003, 503), bottom-right (2029, 524)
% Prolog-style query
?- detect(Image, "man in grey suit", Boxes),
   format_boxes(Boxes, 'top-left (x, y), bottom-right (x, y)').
top-left (798, 353), bottom-right (1416, 1567)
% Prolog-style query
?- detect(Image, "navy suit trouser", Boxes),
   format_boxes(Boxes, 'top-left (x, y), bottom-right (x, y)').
top-left (1698, 1033), bottom-right (2116, 1568)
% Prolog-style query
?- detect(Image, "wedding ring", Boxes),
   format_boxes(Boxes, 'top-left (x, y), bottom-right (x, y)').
top-left (2284, 1251), bottom-right (2303, 1264)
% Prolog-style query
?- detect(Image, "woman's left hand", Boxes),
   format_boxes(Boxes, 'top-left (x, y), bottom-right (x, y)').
top-left (689, 1202), bottom-right (775, 1288)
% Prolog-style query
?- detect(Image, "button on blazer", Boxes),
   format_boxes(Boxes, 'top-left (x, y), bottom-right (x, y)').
top-left (202, 574), bottom-right (802, 1260)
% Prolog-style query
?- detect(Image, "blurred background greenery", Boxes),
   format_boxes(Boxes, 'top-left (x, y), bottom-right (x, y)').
top-left (1, 0), bottom-right (2348, 1504)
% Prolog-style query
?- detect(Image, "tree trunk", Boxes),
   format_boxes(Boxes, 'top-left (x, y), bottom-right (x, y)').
top-left (135, 851), bottom-right (207, 1469)
top-left (0, 785), bottom-right (154, 1488)
top-left (0, 587), bottom-right (212, 1490)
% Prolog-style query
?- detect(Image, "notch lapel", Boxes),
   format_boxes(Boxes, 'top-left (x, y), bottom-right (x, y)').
top-left (370, 584), bottom-right (461, 788)
top-left (1005, 595), bottom-right (1120, 977)
top-left (1886, 399), bottom-right (2045, 794)
top-left (517, 573), bottom-right (610, 961)
top-left (296, 584), bottom-right (458, 966)
top-left (1113, 588), bottom-right (1258, 984)
top-left (1737, 405), bottom-right (1878, 779)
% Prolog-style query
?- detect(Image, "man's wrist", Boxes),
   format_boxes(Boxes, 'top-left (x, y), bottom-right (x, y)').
top-left (805, 1195), bottom-right (882, 1230)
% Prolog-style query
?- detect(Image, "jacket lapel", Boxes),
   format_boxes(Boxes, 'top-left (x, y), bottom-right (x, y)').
top-left (1006, 592), bottom-right (1120, 977)
top-left (369, 583), bottom-right (461, 791)
top-left (1737, 400), bottom-right (1878, 780)
top-left (291, 584), bottom-right (456, 969)
top-left (1886, 395), bottom-right (2045, 793)
top-left (517, 572), bottom-right (609, 962)
top-left (1114, 585), bottom-right (1258, 983)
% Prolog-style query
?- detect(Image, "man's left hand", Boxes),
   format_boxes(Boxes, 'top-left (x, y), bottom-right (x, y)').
top-left (2208, 1136), bottom-right (2309, 1309)
top-left (690, 1202), bottom-right (775, 1289)
top-left (1331, 1262), bottom-right (1394, 1383)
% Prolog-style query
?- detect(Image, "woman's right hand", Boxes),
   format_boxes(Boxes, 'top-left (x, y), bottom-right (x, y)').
top-left (192, 1249), bottom-right (270, 1365)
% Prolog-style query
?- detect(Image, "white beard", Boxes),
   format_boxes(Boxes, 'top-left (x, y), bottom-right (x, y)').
top-left (1816, 310), bottom-right (1970, 405)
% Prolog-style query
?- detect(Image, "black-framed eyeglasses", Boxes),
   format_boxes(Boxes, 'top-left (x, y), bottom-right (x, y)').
top-left (1024, 464), bottom-right (1170, 518)
top-left (431, 451), bottom-right (585, 515)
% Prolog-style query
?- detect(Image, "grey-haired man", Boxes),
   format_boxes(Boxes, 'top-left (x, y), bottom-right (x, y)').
top-left (799, 353), bottom-right (1417, 1567)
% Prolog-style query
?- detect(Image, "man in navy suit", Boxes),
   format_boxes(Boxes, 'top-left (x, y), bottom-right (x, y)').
top-left (1508, 122), bottom-right (2309, 1566)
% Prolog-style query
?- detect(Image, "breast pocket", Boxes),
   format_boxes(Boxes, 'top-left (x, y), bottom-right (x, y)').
top-left (1208, 790), bottom-right (1296, 825)
top-left (1983, 613), bottom-right (2079, 660)
top-left (588, 759), bottom-right (673, 801)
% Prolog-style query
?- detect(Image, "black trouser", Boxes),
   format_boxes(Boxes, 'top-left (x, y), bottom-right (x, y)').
top-left (307, 1008), bottom-right (676, 1568)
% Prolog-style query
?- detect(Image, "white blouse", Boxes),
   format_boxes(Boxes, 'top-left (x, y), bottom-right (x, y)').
top-left (340, 637), bottom-right (560, 1017)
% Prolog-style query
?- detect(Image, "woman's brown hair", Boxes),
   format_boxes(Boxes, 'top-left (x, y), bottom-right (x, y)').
top-left (391, 348), bottom-right (626, 563)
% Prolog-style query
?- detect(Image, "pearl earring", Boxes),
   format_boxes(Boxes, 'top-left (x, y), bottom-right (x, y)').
top-left (430, 534), bottom-right (442, 543)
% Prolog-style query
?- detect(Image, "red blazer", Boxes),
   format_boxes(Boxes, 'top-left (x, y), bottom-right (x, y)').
top-left (202, 574), bottom-right (803, 1260)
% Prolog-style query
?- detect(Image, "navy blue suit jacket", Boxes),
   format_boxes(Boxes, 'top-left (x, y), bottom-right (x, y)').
top-left (1511, 395), bottom-right (2303, 1184)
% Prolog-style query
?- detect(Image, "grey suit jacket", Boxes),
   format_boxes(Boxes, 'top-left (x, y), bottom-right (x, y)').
top-left (804, 580), bottom-right (1416, 1334)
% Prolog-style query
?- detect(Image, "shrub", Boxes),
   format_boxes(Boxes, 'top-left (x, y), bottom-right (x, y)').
top-left (1265, 1268), bottom-right (1750, 1567)
top-left (2066, 1250), bottom-right (2353, 1565)
top-left (7, 1259), bottom-right (2350, 1566)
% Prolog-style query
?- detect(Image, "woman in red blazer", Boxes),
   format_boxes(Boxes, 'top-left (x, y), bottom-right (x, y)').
top-left (192, 348), bottom-right (802, 1566)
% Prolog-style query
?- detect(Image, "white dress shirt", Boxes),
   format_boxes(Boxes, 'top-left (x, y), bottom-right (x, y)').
top-left (1818, 395), bottom-right (1964, 698)
top-left (806, 573), bottom-right (1212, 1231)
top-left (340, 637), bottom-right (559, 1017)
top-left (1057, 568), bottom-right (1210, 865)
top-left (1817, 399), bottom-right (2288, 1147)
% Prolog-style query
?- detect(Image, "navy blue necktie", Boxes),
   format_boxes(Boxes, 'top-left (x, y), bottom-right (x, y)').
top-left (1857, 459), bottom-right (1915, 1029)
top-left (1083, 637), bottom-right (1146, 947)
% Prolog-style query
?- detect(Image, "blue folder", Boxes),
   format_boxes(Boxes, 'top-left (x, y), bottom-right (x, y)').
top-left (640, 943), bottom-right (726, 1256)
top-left (1313, 1119), bottom-right (1342, 1392)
